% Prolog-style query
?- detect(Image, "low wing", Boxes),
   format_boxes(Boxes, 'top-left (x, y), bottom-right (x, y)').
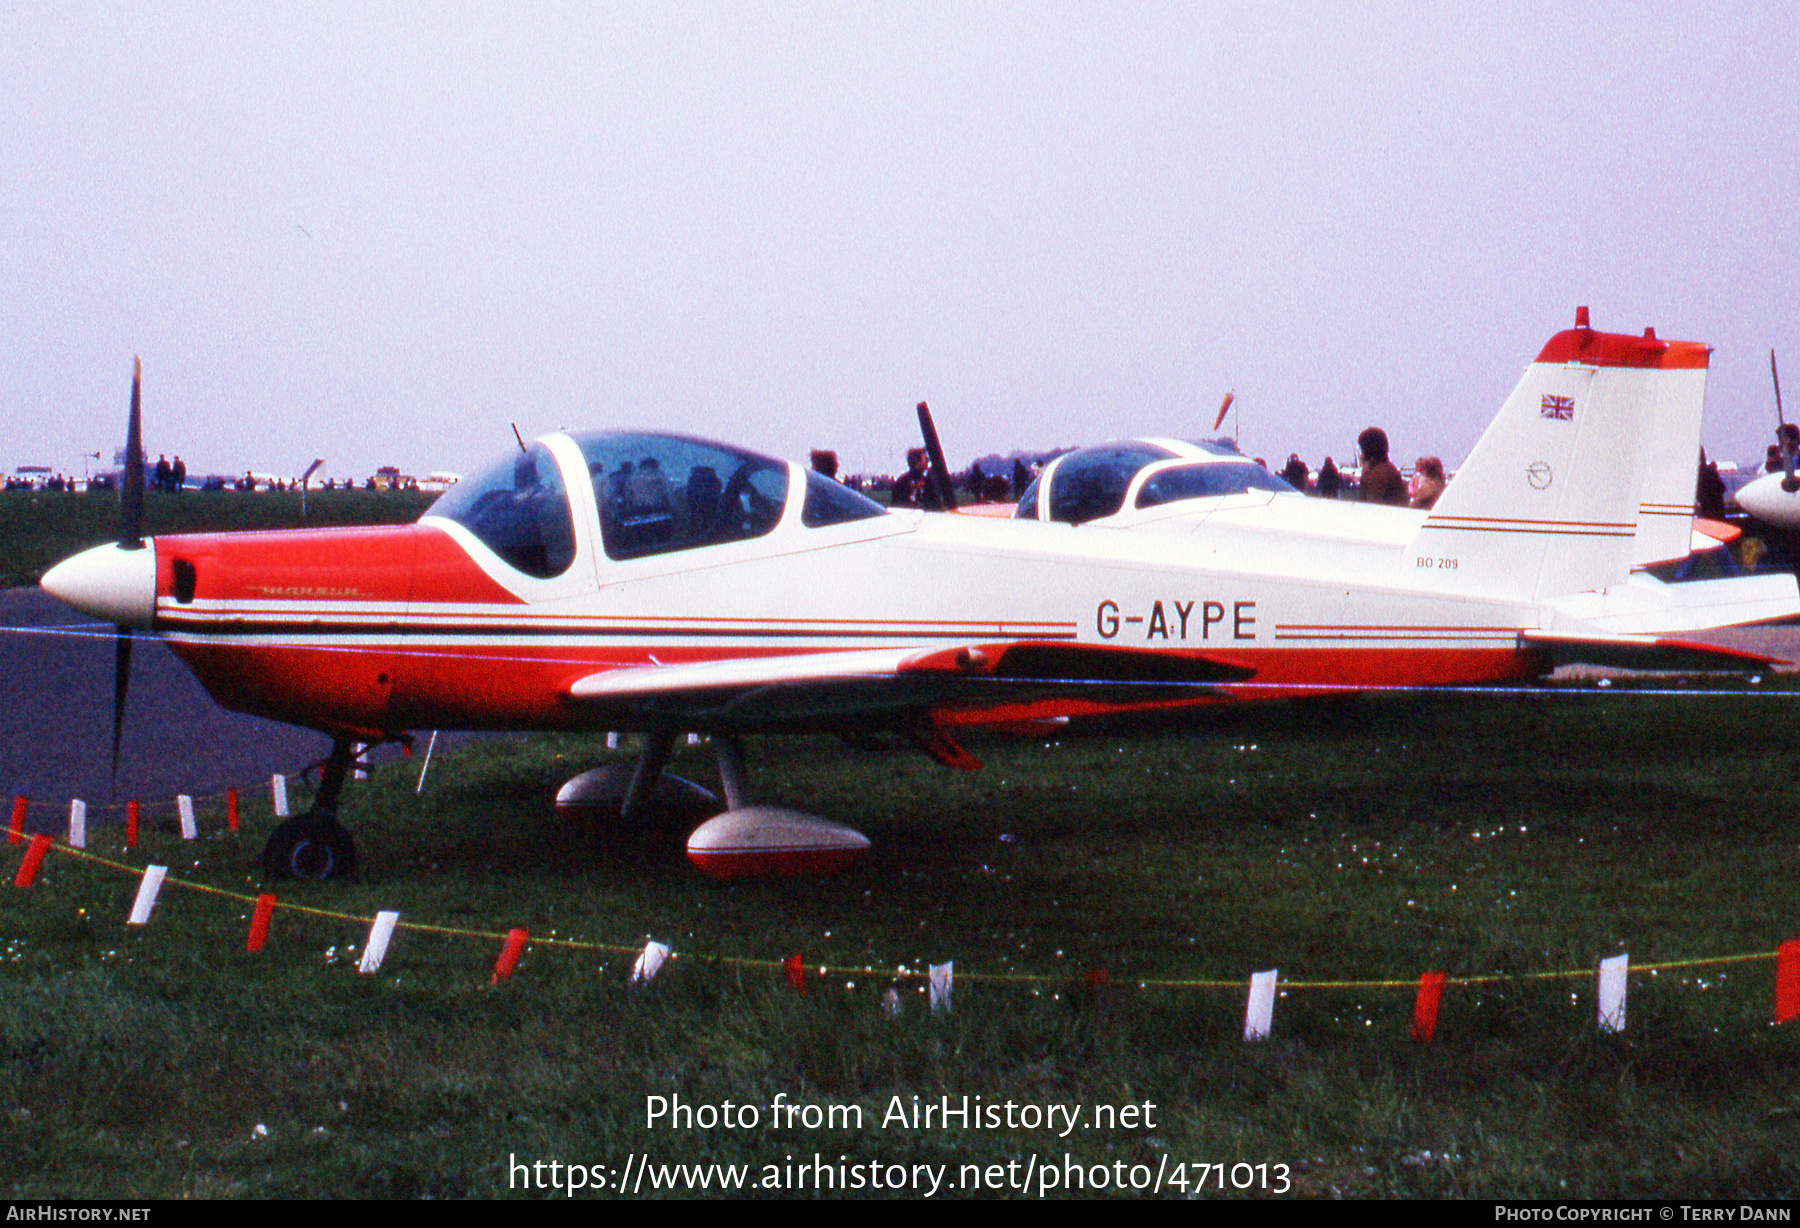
top-left (565, 642), bottom-right (1256, 733)
top-left (1521, 630), bottom-right (1783, 671)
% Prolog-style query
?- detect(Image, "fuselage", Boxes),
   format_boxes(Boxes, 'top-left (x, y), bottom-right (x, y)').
top-left (45, 429), bottom-right (1555, 741)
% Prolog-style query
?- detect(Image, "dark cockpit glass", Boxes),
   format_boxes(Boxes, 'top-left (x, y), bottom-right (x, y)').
top-left (1135, 462), bottom-right (1297, 508)
top-left (572, 431), bottom-right (791, 560)
top-left (801, 469), bottom-right (888, 527)
top-left (1012, 471), bottom-right (1043, 519)
top-left (428, 442), bottom-right (577, 579)
top-left (1045, 442), bottom-right (1176, 525)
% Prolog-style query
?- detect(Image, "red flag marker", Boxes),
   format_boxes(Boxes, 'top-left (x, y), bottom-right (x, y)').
top-left (783, 953), bottom-right (807, 995)
top-left (126, 800), bottom-right (140, 848)
top-left (226, 787), bottom-right (239, 833)
top-left (1777, 940), bottom-right (1800, 1025)
top-left (8, 795), bottom-right (26, 845)
top-left (246, 894), bottom-right (277, 952)
top-left (13, 834), bottom-right (51, 887)
top-left (491, 928), bottom-right (529, 984)
top-left (1412, 971), bottom-right (1447, 1043)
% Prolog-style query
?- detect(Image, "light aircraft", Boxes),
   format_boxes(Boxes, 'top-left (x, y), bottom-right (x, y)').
top-left (1733, 472), bottom-right (1800, 531)
top-left (42, 316), bottom-right (1799, 880)
top-left (1719, 350), bottom-right (1800, 532)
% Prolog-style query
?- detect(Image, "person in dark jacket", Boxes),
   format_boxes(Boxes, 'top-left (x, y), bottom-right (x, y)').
top-left (1696, 450), bottom-right (1726, 521)
top-left (1357, 428), bottom-right (1408, 506)
top-left (1316, 457), bottom-right (1340, 498)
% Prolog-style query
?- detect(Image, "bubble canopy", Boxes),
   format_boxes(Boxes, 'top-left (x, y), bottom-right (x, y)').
top-left (431, 430), bottom-right (888, 574)
top-left (1017, 438), bottom-right (1299, 525)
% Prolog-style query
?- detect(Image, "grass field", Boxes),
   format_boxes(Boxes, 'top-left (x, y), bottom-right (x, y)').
top-left (4, 682), bottom-right (1799, 1199)
top-left (0, 488), bottom-right (436, 588)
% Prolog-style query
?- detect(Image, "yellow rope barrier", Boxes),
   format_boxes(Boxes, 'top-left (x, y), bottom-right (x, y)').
top-left (19, 839), bottom-right (1786, 994)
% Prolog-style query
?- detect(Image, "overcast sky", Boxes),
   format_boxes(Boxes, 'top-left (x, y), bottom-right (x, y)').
top-left (3, 2), bottom-right (1795, 484)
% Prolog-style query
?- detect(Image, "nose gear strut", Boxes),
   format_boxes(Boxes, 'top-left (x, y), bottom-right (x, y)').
top-left (262, 738), bottom-right (359, 881)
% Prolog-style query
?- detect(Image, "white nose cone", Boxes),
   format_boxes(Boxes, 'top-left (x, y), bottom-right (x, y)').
top-left (1737, 473), bottom-right (1800, 531)
top-left (42, 542), bottom-right (157, 627)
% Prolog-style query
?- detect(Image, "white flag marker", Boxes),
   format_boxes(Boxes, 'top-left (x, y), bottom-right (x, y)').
top-left (1245, 969), bottom-right (1279, 1042)
top-left (358, 911), bottom-right (400, 974)
top-left (177, 795), bottom-right (196, 840)
top-left (1598, 953), bottom-right (1629, 1033)
top-left (127, 866), bottom-right (169, 926)
top-left (68, 799), bottom-right (86, 850)
top-left (272, 775), bottom-right (289, 818)
top-left (631, 940), bottom-right (670, 985)
top-left (930, 962), bottom-right (953, 1014)
top-left (606, 732), bottom-right (619, 750)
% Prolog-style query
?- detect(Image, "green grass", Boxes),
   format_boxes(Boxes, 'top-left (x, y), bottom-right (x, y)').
top-left (0, 488), bottom-right (436, 588)
top-left (5, 685), bottom-right (1800, 1198)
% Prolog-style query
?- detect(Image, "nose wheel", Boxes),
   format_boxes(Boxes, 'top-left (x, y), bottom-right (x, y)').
top-left (262, 739), bottom-right (360, 881)
top-left (263, 815), bottom-right (357, 880)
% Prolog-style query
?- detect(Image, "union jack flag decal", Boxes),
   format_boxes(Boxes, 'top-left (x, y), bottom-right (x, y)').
top-left (1541, 394), bottom-right (1575, 420)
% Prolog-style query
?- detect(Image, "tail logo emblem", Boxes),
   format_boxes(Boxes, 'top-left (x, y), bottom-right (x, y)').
top-left (1527, 461), bottom-right (1554, 490)
top-left (1541, 393), bottom-right (1575, 420)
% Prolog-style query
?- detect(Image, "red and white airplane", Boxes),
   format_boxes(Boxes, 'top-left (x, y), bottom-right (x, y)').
top-left (42, 314), bottom-right (1797, 879)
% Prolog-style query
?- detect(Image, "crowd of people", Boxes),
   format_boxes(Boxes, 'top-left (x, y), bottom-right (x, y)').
top-left (18, 423), bottom-right (1765, 522)
top-left (1276, 428), bottom-right (1446, 509)
top-left (2, 466), bottom-right (426, 494)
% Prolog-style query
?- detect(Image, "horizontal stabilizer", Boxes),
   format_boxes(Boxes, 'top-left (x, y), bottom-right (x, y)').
top-left (1521, 630), bottom-right (1781, 671)
top-left (566, 642), bottom-right (1255, 731)
top-left (1551, 572), bottom-right (1800, 636)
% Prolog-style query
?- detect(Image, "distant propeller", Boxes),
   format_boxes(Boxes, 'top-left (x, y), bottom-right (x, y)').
top-left (112, 358), bottom-right (146, 792)
top-left (1774, 350), bottom-right (1797, 494)
top-left (916, 401), bottom-right (957, 511)
top-left (1212, 391), bottom-right (1235, 433)
top-left (121, 358), bottom-right (144, 550)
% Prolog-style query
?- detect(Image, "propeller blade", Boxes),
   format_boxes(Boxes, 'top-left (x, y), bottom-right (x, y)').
top-left (111, 629), bottom-right (132, 793)
top-left (121, 357), bottom-right (145, 550)
top-left (1212, 391), bottom-right (1235, 432)
top-left (916, 401), bottom-right (956, 511)
top-left (1774, 350), bottom-right (1787, 427)
top-left (113, 358), bottom-right (146, 794)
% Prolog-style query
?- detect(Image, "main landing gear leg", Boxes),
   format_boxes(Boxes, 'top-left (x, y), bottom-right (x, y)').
top-left (619, 731), bottom-right (676, 824)
top-left (263, 738), bottom-right (359, 881)
top-left (715, 735), bottom-right (749, 810)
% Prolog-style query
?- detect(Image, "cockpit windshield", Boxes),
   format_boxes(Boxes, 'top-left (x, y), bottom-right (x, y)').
top-left (428, 442), bottom-right (577, 579)
top-left (800, 469), bottom-right (888, 527)
top-left (572, 432), bottom-right (791, 560)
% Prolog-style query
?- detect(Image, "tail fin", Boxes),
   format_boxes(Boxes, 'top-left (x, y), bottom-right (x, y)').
top-left (1401, 311), bottom-right (1709, 601)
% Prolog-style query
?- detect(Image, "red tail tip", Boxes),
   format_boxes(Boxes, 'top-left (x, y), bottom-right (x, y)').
top-left (1575, 306), bottom-right (1590, 329)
